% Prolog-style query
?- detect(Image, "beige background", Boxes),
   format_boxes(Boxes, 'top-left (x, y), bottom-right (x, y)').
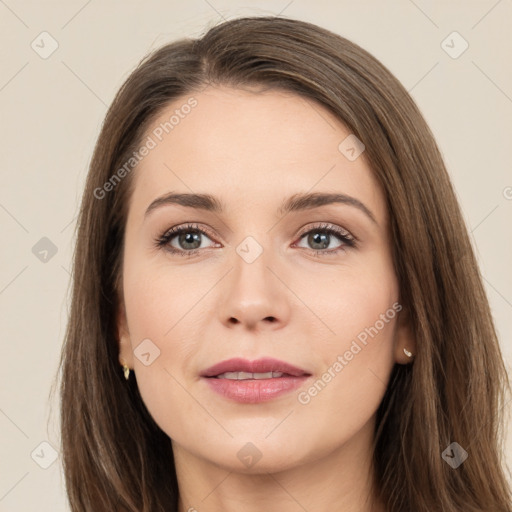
top-left (1, 0), bottom-right (511, 509)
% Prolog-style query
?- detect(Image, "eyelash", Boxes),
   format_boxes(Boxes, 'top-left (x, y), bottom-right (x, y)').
top-left (154, 222), bottom-right (357, 258)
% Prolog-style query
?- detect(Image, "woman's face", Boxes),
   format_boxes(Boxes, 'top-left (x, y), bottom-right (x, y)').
top-left (117, 86), bottom-right (413, 473)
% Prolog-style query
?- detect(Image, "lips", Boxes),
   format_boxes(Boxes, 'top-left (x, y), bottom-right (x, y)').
top-left (200, 357), bottom-right (311, 404)
top-left (200, 357), bottom-right (310, 378)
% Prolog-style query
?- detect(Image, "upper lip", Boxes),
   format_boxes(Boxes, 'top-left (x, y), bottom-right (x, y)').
top-left (200, 357), bottom-right (310, 378)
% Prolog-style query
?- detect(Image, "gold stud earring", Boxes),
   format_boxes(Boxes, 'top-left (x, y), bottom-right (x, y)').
top-left (403, 348), bottom-right (413, 358)
top-left (122, 363), bottom-right (130, 380)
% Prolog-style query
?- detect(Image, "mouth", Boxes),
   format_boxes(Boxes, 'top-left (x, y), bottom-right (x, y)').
top-left (200, 357), bottom-right (311, 403)
top-left (201, 357), bottom-right (310, 378)
top-left (212, 371), bottom-right (291, 380)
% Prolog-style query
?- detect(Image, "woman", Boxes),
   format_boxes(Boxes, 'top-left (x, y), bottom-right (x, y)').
top-left (57, 16), bottom-right (512, 511)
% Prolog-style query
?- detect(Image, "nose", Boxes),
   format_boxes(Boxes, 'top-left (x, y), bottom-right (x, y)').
top-left (217, 246), bottom-right (291, 332)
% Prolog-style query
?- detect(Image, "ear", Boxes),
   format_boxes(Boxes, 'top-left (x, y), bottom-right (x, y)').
top-left (117, 300), bottom-right (134, 368)
top-left (394, 303), bottom-right (416, 364)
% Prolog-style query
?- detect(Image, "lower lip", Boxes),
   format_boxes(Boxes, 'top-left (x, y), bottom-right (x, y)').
top-left (203, 376), bottom-right (309, 403)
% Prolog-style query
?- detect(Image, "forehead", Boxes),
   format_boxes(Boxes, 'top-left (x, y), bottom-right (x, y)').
top-left (127, 86), bottom-right (387, 225)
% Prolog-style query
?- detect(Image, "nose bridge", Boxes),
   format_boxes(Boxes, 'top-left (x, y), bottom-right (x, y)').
top-left (230, 233), bottom-right (274, 302)
top-left (232, 235), bottom-right (275, 291)
top-left (217, 232), bottom-right (290, 329)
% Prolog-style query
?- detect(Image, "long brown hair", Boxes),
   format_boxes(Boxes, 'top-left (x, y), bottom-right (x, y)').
top-left (54, 16), bottom-right (512, 511)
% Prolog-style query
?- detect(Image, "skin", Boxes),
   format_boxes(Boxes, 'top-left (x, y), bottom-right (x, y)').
top-left (117, 86), bottom-right (415, 512)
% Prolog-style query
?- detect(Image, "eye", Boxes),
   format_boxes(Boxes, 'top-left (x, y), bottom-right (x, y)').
top-left (294, 223), bottom-right (356, 256)
top-left (154, 222), bottom-right (357, 258)
top-left (154, 223), bottom-right (218, 257)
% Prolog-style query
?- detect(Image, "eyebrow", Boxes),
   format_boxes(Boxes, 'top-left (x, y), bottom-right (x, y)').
top-left (144, 191), bottom-right (377, 225)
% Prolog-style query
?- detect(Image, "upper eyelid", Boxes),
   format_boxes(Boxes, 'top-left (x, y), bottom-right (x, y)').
top-left (162, 221), bottom-right (355, 243)
top-left (297, 222), bottom-right (353, 238)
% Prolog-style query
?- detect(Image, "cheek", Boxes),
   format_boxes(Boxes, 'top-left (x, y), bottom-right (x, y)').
top-left (321, 277), bottom-right (398, 354)
top-left (295, 251), bottom-right (399, 355)
top-left (121, 258), bottom-right (200, 411)
top-left (123, 252), bottom-right (205, 343)
top-left (123, 278), bottom-right (174, 360)
top-left (123, 273), bottom-right (203, 439)
top-left (294, 299), bottom-right (398, 448)
top-left (295, 259), bottom-right (399, 417)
